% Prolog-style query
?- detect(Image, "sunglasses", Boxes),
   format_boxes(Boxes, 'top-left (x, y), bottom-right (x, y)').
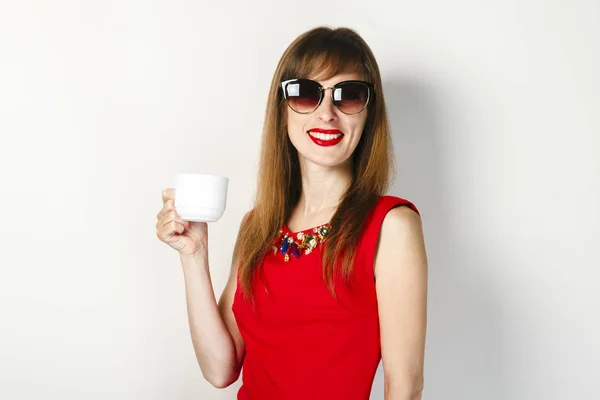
top-left (280, 78), bottom-right (373, 115)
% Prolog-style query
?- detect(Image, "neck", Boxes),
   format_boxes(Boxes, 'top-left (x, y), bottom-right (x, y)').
top-left (295, 156), bottom-right (353, 218)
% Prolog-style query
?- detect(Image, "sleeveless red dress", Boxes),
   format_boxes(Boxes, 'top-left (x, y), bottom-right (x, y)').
top-left (232, 196), bottom-right (419, 399)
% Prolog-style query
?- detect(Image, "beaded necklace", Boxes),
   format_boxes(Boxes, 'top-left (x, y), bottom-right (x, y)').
top-left (272, 223), bottom-right (331, 262)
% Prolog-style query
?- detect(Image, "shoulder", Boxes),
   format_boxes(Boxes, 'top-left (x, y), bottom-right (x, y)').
top-left (374, 195), bottom-right (420, 217)
top-left (377, 197), bottom-right (423, 252)
top-left (381, 204), bottom-right (421, 232)
top-left (374, 198), bottom-right (426, 276)
top-left (380, 207), bottom-right (423, 243)
top-left (362, 195), bottom-right (421, 241)
top-left (354, 195), bottom-right (423, 268)
top-left (241, 208), bottom-right (258, 227)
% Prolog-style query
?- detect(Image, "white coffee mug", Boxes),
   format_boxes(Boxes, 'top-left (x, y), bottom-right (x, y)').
top-left (174, 173), bottom-right (229, 222)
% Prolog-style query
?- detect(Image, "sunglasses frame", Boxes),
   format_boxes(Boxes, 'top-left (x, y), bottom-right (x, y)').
top-left (280, 78), bottom-right (374, 115)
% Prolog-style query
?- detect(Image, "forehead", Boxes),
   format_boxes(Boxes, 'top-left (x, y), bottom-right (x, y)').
top-left (308, 71), bottom-right (364, 86)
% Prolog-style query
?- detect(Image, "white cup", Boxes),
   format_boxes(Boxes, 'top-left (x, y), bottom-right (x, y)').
top-left (174, 173), bottom-right (229, 222)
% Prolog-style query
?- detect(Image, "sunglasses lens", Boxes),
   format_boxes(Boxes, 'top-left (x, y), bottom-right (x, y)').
top-left (333, 82), bottom-right (370, 114)
top-left (283, 79), bottom-right (321, 113)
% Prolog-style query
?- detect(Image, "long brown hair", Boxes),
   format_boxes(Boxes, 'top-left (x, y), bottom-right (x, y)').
top-left (237, 26), bottom-right (394, 299)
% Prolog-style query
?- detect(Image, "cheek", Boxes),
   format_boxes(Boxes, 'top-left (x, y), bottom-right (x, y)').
top-left (286, 112), bottom-right (307, 137)
top-left (350, 117), bottom-right (367, 138)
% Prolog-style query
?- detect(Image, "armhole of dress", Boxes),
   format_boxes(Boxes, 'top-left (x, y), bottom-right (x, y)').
top-left (361, 197), bottom-right (420, 283)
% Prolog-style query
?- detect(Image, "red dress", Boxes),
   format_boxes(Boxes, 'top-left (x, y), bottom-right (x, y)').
top-left (232, 196), bottom-right (419, 399)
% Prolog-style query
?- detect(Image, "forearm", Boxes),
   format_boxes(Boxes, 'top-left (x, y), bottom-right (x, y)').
top-left (384, 378), bottom-right (424, 400)
top-left (387, 391), bottom-right (423, 400)
top-left (180, 249), bottom-right (239, 387)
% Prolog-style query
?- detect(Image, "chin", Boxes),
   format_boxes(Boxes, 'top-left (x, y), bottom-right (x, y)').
top-left (291, 138), bottom-right (355, 169)
top-left (304, 153), bottom-right (353, 169)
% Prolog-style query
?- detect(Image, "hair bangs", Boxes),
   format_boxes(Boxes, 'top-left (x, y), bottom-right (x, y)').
top-left (283, 33), bottom-right (367, 82)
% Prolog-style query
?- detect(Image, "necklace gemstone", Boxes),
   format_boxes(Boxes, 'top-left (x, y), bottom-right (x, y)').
top-left (273, 222), bottom-right (331, 262)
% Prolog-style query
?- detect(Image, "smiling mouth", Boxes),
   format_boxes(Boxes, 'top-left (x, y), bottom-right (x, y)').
top-left (307, 131), bottom-right (344, 140)
top-left (307, 130), bottom-right (345, 147)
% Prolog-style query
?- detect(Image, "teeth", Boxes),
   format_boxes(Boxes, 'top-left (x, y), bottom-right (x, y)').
top-left (308, 131), bottom-right (343, 140)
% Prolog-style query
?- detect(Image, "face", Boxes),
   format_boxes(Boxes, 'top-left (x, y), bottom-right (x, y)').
top-left (284, 71), bottom-right (369, 169)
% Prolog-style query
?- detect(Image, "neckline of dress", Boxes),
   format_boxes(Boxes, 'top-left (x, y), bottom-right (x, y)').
top-left (282, 221), bottom-right (331, 235)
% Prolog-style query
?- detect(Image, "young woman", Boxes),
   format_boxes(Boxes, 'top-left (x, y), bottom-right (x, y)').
top-left (156, 26), bottom-right (428, 400)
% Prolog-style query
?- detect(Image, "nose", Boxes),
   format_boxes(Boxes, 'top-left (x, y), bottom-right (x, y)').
top-left (316, 88), bottom-right (337, 122)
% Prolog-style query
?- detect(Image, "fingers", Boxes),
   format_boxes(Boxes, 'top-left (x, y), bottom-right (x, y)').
top-left (157, 220), bottom-right (186, 242)
top-left (156, 208), bottom-right (191, 241)
top-left (157, 188), bottom-right (192, 244)
top-left (157, 198), bottom-right (175, 220)
top-left (156, 209), bottom-right (189, 230)
top-left (162, 188), bottom-right (175, 204)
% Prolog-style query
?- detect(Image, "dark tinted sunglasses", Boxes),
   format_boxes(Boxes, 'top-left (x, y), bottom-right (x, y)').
top-left (280, 78), bottom-right (373, 115)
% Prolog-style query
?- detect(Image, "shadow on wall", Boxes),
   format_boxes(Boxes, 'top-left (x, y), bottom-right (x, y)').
top-left (369, 78), bottom-right (507, 400)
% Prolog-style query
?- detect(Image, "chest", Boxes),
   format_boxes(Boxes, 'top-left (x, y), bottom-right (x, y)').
top-left (233, 245), bottom-right (378, 328)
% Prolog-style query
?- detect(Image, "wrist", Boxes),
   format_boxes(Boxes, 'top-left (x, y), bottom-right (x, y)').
top-left (180, 245), bottom-right (208, 265)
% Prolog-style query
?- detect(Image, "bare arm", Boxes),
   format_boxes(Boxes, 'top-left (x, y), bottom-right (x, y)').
top-left (180, 232), bottom-right (246, 388)
top-left (375, 206), bottom-right (428, 400)
top-left (156, 188), bottom-right (247, 388)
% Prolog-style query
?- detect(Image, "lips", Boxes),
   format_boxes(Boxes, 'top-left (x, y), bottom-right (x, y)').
top-left (307, 129), bottom-right (344, 147)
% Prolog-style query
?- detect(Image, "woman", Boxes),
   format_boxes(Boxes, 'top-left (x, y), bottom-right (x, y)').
top-left (156, 26), bottom-right (428, 400)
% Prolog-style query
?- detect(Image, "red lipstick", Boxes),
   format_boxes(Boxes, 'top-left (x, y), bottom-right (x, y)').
top-left (307, 128), bottom-right (345, 147)
top-left (309, 128), bottom-right (343, 134)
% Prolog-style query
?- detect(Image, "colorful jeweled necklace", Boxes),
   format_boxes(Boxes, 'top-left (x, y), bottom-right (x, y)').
top-left (272, 223), bottom-right (331, 262)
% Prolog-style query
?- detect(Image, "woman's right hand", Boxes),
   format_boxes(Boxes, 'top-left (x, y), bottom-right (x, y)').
top-left (156, 188), bottom-right (208, 256)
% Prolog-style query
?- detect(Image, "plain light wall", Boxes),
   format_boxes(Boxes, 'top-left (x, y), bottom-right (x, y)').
top-left (1, 1), bottom-right (598, 399)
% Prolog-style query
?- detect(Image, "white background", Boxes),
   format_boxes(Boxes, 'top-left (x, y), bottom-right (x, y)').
top-left (1, 1), bottom-right (598, 399)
